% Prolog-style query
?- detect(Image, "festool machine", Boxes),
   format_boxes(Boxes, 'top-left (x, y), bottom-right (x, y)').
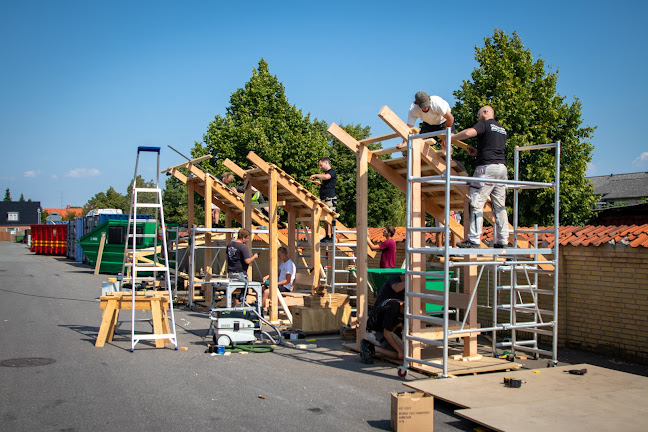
top-left (207, 275), bottom-right (282, 347)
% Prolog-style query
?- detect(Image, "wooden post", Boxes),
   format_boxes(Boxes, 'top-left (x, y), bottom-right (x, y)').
top-left (356, 143), bottom-right (369, 349)
top-left (410, 137), bottom-right (424, 360)
top-left (269, 168), bottom-right (279, 321)
top-left (205, 176), bottom-right (213, 280)
top-left (94, 232), bottom-right (106, 275)
top-left (187, 180), bottom-right (195, 230)
top-left (287, 208), bottom-right (297, 264)
top-left (462, 197), bottom-right (478, 356)
top-left (310, 205), bottom-right (322, 290)
top-left (244, 180), bottom-right (253, 280)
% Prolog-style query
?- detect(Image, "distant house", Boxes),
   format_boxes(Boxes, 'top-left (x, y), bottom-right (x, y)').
top-left (43, 205), bottom-right (83, 220)
top-left (588, 172), bottom-right (648, 209)
top-left (588, 172), bottom-right (648, 225)
top-left (0, 201), bottom-right (41, 240)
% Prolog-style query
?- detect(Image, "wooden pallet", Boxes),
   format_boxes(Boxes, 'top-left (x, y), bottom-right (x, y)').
top-left (343, 342), bottom-right (521, 376)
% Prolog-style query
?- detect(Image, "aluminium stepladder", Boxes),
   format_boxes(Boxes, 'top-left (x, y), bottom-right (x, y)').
top-left (120, 146), bottom-right (178, 351)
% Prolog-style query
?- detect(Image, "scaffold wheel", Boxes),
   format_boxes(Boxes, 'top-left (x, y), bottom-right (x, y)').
top-left (397, 366), bottom-right (408, 378)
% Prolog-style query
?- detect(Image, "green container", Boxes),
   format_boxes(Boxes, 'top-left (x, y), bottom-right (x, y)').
top-left (367, 268), bottom-right (450, 313)
top-left (77, 219), bottom-right (159, 274)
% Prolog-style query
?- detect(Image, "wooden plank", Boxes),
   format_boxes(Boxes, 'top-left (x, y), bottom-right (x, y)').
top-left (358, 132), bottom-right (399, 145)
top-left (205, 176), bottom-right (213, 279)
top-left (94, 232), bottom-right (106, 275)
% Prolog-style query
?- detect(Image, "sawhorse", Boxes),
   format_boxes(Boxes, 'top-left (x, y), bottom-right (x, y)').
top-left (95, 292), bottom-right (171, 348)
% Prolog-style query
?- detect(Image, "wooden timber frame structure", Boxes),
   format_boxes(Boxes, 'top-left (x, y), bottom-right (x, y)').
top-left (328, 105), bottom-right (561, 377)
top-left (163, 152), bottom-right (375, 322)
top-left (224, 151), bottom-right (376, 321)
top-left (162, 155), bottom-right (289, 308)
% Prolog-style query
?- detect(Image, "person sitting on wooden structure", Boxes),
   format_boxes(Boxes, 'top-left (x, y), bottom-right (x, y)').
top-left (361, 299), bottom-right (404, 363)
top-left (262, 246), bottom-right (296, 315)
top-left (397, 90), bottom-right (455, 148)
top-left (226, 228), bottom-right (260, 305)
top-left (309, 157), bottom-right (337, 242)
top-left (451, 105), bottom-right (510, 248)
top-left (368, 226), bottom-right (397, 268)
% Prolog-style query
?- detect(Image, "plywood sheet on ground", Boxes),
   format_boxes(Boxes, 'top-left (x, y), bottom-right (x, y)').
top-left (404, 364), bottom-right (645, 408)
top-left (456, 387), bottom-right (648, 432)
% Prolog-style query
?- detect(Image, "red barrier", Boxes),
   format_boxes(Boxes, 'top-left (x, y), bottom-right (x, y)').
top-left (30, 224), bottom-right (67, 255)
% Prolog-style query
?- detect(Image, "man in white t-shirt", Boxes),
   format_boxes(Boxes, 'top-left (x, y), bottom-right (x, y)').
top-left (398, 90), bottom-right (454, 148)
top-left (261, 246), bottom-right (296, 314)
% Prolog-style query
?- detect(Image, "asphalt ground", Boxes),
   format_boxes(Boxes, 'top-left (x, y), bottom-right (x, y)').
top-left (1, 242), bottom-right (645, 431)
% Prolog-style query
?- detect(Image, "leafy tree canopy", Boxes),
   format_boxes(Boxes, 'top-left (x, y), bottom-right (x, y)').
top-left (4, 188), bottom-right (11, 201)
top-left (452, 29), bottom-right (595, 226)
top-left (189, 59), bottom-right (403, 228)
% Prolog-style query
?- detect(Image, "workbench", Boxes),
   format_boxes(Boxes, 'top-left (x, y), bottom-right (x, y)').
top-left (95, 292), bottom-right (171, 348)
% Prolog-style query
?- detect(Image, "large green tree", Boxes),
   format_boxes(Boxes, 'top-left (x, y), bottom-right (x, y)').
top-left (192, 59), bottom-right (329, 190)
top-left (452, 30), bottom-right (595, 226)
top-left (190, 59), bottom-right (402, 228)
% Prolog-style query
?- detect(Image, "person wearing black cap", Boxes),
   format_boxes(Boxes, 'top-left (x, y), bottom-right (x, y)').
top-left (452, 105), bottom-right (510, 248)
top-left (398, 91), bottom-right (455, 149)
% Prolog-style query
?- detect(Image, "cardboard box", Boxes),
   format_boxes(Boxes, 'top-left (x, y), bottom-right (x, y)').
top-left (391, 391), bottom-right (434, 432)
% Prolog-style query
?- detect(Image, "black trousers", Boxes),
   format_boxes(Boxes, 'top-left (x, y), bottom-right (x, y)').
top-left (419, 121), bottom-right (456, 134)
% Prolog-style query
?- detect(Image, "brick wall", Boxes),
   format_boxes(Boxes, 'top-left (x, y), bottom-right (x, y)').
top-left (473, 244), bottom-right (648, 364)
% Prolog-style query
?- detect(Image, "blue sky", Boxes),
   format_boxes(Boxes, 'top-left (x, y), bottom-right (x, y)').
top-left (1, 0), bottom-right (646, 208)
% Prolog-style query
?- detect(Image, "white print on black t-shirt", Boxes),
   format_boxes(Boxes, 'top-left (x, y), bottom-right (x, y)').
top-left (490, 124), bottom-right (507, 135)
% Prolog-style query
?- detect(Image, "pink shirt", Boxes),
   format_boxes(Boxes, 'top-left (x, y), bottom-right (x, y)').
top-left (379, 238), bottom-right (396, 268)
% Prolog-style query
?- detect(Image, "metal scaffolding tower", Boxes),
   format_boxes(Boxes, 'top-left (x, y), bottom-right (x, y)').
top-left (401, 128), bottom-right (561, 377)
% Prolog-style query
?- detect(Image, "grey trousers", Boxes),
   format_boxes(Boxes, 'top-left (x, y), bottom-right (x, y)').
top-left (467, 164), bottom-right (510, 245)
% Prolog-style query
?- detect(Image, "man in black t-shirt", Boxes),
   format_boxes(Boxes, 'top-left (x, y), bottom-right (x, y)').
top-left (309, 157), bottom-right (337, 242)
top-left (374, 274), bottom-right (405, 306)
top-left (226, 228), bottom-right (260, 304)
top-left (452, 105), bottom-right (510, 248)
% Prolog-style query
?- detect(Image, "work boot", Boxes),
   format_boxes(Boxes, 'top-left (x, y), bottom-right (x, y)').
top-left (457, 240), bottom-right (479, 248)
top-left (360, 339), bottom-right (375, 364)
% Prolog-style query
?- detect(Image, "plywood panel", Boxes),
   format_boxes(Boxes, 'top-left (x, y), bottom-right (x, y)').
top-left (456, 388), bottom-right (648, 432)
top-left (404, 364), bottom-right (647, 409)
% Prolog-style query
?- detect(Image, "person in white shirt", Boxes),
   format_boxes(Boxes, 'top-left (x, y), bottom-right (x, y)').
top-left (398, 90), bottom-right (454, 148)
top-left (261, 246), bottom-right (296, 314)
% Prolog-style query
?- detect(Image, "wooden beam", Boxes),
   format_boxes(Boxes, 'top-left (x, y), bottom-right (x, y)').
top-left (160, 155), bottom-right (212, 174)
top-left (328, 122), bottom-right (465, 240)
top-left (205, 176), bottom-right (213, 279)
top-left (94, 232), bottom-right (106, 275)
top-left (269, 168), bottom-right (279, 322)
top-left (358, 132), bottom-right (399, 145)
top-left (378, 105), bottom-right (411, 139)
top-left (246, 152), bottom-right (336, 224)
top-left (244, 180), bottom-right (253, 280)
top-left (356, 142), bottom-right (369, 349)
top-left (410, 137), bottom-right (424, 360)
